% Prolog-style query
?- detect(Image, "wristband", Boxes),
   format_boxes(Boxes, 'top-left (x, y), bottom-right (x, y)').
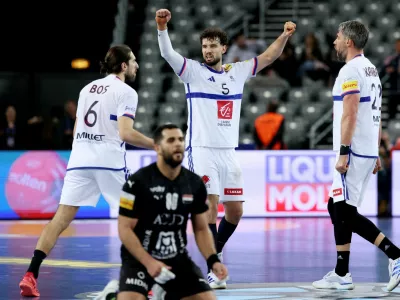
top-left (206, 254), bottom-right (221, 270)
top-left (340, 145), bottom-right (350, 155)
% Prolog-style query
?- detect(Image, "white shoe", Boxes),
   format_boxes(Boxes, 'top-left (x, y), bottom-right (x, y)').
top-left (151, 283), bottom-right (166, 300)
top-left (218, 252), bottom-right (223, 263)
top-left (312, 270), bottom-right (354, 290)
top-left (94, 279), bottom-right (119, 300)
top-left (207, 271), bottom-right (227, 289)
top-left (387, 257), bottom-right (400, 291)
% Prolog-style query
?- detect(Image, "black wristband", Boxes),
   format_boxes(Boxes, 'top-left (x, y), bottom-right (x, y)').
top-left (340, 145), bottom-right (350, 155)
top-left (206, 254), bottom-right (221, 270)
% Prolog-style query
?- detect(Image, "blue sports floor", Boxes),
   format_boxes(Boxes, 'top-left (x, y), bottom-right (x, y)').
top-left (0, 218), bottom-right (400, 299)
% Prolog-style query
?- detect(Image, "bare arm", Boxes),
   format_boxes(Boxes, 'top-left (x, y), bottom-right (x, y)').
top-left (118, 215), bottom-right (155, 268)
top-left (256, 22), bottom-right (296, 73)
top-left (191, 212), bottom-right (217, 260)
top-left (340, 94), bottom-right (359, 145)
top-left (118, 116), bottom-right (154, 150)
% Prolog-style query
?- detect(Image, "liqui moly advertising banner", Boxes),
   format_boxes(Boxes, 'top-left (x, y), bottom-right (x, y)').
top-left (0, 150), bottom-right (378, 219)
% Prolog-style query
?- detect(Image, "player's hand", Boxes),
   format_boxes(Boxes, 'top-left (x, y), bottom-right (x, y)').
top-left (335, 155), bottom-right (349, 174)
top-left (283, 21), bottom-right (296, 37)
top-left (146, 258), bottom-right (172, 279)
top-left (212, 262), bottom-right (229, 282)
top-left (155, 9), bottom-right (171, 30)
top-left (372, 157), bottom-right (382, 174)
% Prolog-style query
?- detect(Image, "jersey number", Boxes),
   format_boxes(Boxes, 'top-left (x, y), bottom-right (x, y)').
top-left (84, 101), bottom-right (99, 127)
top-left (222, 83), bottom-right (230, 95)
top-left (371, 83), bottom-right (382, 111)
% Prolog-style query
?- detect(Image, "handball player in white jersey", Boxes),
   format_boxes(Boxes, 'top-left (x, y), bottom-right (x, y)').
top-left (19, 45), bottom-right (154, 297)
top-left (156, 8), bottom-right (296, 288)
top-left (312, 20), bottom-right (400, 292)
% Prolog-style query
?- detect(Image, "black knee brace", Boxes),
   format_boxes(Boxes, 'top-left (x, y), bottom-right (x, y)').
top-left (352, 213), bottom-right (381, 244)
top-left (333, 201), bottom-right (356, 245)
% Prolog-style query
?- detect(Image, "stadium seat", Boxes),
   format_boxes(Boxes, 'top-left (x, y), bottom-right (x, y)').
top-left (284, 118), bottom-right (307, 149)
top-left (252, 87), bottom-right (285, 103)
top-left (137, 88), bottom-right (160, 104)
top-left (165, 89), bottom-right (187, 104)
top-left (387, 120), bottom-right (400, 139)
top-left (300, 102), bottom-right (326, 125)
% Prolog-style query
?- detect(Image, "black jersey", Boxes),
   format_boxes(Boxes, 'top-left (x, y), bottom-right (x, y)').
top-left (119, 163), bottom-right (208, 261)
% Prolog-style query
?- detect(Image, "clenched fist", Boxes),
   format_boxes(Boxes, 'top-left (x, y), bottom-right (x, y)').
top-left (283, 21), bottom-right (296, 37)
top-left (155, 9), bottom-right (171, 30)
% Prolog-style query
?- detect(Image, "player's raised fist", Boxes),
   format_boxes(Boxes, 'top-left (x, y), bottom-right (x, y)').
top-left (283, 21), bottom-right (296, 37)
top-left (155, 9), bottom-right (171, 29)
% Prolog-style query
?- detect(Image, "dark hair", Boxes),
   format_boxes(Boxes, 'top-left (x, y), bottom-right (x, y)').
top-left (199, 27), bottom-right (229, 46)
top-left (100, 44), bottom-right (132, 75)
top-left (153, 124), bottom-right (180, 144)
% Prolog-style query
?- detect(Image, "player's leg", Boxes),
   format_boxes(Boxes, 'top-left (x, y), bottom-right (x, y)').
top-left (162, 255), bottom-right (214, 299)
top-left (188, 147), bottom-right (220, 250)
top-left (117, 260), bottom-right (153, 300)
top-left (19, 170), bottom-right (101, 297)
top-left (345, 156), bottom-right (400, 291)
top-left (218, 149), bottom-right (244, 254)
top-left (313, 162), bottom-right (355, 290)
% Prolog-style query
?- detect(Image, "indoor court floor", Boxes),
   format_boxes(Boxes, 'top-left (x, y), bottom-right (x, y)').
top-left (1, 217), bottom-right (400, 299)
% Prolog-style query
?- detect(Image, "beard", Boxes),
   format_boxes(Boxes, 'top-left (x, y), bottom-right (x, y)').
top-left (204, 56), bottom-right (220, 67)
top-left (126, 72), bottom-right (136, 82)
top-left (162, 150), bottom-right (184, 168)
top-left (336, 49), bottom-right (346, 62)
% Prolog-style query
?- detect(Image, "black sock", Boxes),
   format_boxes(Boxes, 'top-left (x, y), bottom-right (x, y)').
top-left (335, 251), bottom-right (350, 277)
top-left (27, 250), bottom-right (47, 279)
top-left (216, 217), bottom-right (237, 253)
top-left (208, 223), bottom-right (218, 251)
top-left (378, 237), bottom-right (400, 260)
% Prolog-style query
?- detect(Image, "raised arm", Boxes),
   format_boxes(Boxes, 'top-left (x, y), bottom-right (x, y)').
top-left (255, 21), bottom-right (296, 74)
top-left (156, 9), bottom-right (186, 75)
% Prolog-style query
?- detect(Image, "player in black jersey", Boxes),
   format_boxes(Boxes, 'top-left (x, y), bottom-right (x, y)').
top-left (98, 123), bottom-right (228, 300)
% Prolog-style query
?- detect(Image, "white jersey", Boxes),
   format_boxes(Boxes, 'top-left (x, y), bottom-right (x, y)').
top-left (332, 54), bottom-right (381, 157)
top-left (67, 75), bottom-right (138, 170)
top-left (178, 57), bottom-right (258, 148)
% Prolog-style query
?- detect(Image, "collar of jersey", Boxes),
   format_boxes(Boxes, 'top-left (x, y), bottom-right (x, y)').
top-left (202, 63), bottom-right (224, 74)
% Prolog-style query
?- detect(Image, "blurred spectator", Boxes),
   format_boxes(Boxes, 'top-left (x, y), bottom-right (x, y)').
top-left (378, 131), bottom-right (393, 217)
top-left (25, 114), bottom-right (44, 149)
top-left (0, 105), bottom-right (22, 150)
top-left (253, 100), bottom-right (286, 150)
top-left (62, 100), bottom-right (77, 149)
top-left (248, 65), bottom-right (290, 90)
top-left (225, 33), bottom-right (266, 63)
top-left (270, 41), bottom-right (300, 86)
top-left (380, 39), bottom-right (400, 119)
top-left (297, 33), bottom-right (330, 84)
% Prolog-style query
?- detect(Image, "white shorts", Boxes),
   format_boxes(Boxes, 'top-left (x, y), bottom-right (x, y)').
top-left (187, 147), bottom-right (244, 202)
top-left (59, 169), bottom-right (126, 209)
top-left (329, 152), bottom-right (376, 207)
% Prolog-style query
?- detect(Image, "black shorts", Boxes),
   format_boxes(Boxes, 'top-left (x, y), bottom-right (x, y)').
top-left (119, 254), bottom-right (211, 299)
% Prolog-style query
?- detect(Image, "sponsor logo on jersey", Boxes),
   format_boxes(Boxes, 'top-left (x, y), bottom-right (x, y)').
top-left (76, 132), bottom-right (105, 142)
top-left (341, 80), bottom-right (359, 92)
top-left (217, 101), bottom-right (233, 120)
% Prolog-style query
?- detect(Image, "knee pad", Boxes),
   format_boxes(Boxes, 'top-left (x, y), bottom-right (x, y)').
top-left (332, 201), bottom-right (356, 245)
top-left (333, 200), bottom-right (357, 225)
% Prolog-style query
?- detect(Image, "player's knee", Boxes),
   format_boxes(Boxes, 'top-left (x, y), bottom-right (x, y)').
top-left (207, 195), bottom-right (219, 222)
top-left (353, 212), bottom-right (381, 244)
top-left (332, 201), bottom-right (356, 245)
top-left (224, 201), bottom-right (243, 225)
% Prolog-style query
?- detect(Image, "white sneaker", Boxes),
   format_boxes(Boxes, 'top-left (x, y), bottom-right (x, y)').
top-left (218, 252), bottom-right (223, 263)
top-left (207, 271), bottom-right (227, 289)
top-left (387, 257), bottom-right (400, 291)
top-left (94, 279), bottom-right (118, 300)
top-left (312, 270), bottom-right (354, 290)
top-left (151, 283), bottom-right (166, 300)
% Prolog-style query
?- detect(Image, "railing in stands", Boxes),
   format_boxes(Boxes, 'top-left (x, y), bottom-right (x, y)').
top-left (111, 0), bottom-right (129, 46)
